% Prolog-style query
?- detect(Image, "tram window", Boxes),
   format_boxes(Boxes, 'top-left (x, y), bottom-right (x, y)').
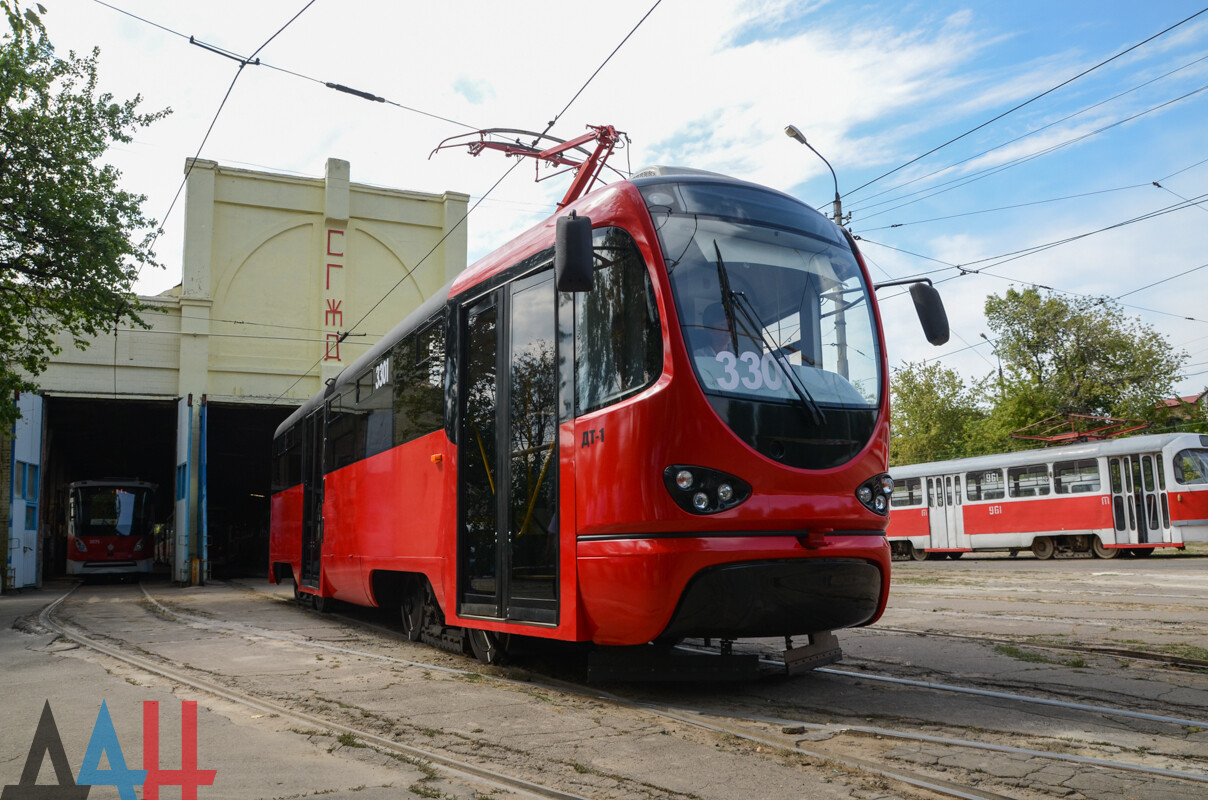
top-left (1054, 459), bottom-right (1100, 494)
top-left (1109, 459), bottom-right (1123, 493)
top-left (393, 318), bottom-right (447, 447)
top-left (927, 479), bottom-right (934, 507)
top-left (966, 469), bottom-right (1004, 501)
top-left (1008, 464), bottom-right (1050, 497)
top-left (1142, 457), bottom-right (1156, 493)
top-left (955, 477), bottom-right (962, 505)
top-left (325, 392), bottom-right (362, 472)
top-left (271, 429), bottom-right (303, 493)
top-left (891, 477), bottom-right (922, 507)
top-left (1113, 496), bottom-right (1126, 531)
top-left (1157, 454), bottom-right (1166, 490)
top-left (945, 476), bottom-right (953, 506)
top-left (575, 227), bottom-right (662, 415)
top-left (1146, 493), bottom-right (1160, 530)
top-left (1173, 448), bottom-right (1208, 485)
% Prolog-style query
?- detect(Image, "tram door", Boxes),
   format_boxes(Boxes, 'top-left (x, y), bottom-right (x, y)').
top-left (1109, 454), bottom-right (1172, 545)
top-left (926, 474), bottom-right (966, 550)
top-left (458, 270), bottom-right (560, 625)
top-left (299, 406), bottom-right (324, 589)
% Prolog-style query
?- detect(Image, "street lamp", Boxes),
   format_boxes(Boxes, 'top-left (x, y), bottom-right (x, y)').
top-left (785, 124), bottom-right (844, 226)
top-left (980, 332), bottom-right (1004, 397)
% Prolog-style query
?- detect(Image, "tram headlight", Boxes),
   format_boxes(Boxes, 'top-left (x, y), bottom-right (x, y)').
top-left (663, 465), bottom-right (752, 515)
top-left (856, 473), bottom-right (893, 516)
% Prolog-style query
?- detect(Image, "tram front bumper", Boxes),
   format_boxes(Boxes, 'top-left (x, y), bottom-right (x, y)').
top-left (576, 532), bottom-right (888, 645)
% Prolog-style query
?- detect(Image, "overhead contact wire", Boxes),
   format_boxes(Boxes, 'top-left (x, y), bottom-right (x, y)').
top-left (844, 7), bottom-right (1208, 198)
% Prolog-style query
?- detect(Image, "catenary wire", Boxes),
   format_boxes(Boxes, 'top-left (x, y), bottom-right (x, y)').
top-left (268, 1), bottom-right (663, 404)
top-left (850, 81), bottom-right (1208, 222)
top-left (848, 51), bottom-right (1208, 213)
top-left (537, 0), bottom-right (663, 141)
top-left (844, 6), bottom-right (1208, 198)
top-left (860, 183), bottom-right (1151, 232)
top-left (130, 1), bottom-right (318, 280)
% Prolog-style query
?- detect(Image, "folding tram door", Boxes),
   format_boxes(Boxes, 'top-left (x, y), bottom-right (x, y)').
top-left (925, 474), bottom-right (966, 553)
top-left (1108, 453), bottom-right (1171, 549)
top-left (300, 406), bottom-right (324, 591)
top-left (456, 268), bottom-right (561, 630)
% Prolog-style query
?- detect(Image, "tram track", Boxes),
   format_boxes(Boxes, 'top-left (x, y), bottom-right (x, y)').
top-left (38, 581), bottom-right (1017, 800)
top-left (859, 625), bottom-right (1208, 670)
top-left (38, 583), bottom-right (590, 800)
top-left (113, 581), bottom-right (1208, 798)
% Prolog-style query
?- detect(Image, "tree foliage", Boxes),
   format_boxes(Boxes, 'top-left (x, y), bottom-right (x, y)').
top-left (984, 288), bottom-right (1186, 422)
top-left (890, 287), bottom-right (1189, 465)
top-left (0, 1), bottom-right (168, 425)
top-left (889, 361), bottom-right (985, 466)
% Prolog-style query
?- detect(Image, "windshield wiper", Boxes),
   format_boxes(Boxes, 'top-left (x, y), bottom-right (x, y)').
top-left (713, 241), bottom-right (826, 426)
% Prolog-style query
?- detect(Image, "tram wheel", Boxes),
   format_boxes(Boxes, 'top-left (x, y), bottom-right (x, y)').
top-left (467, 627), bottom-right (510, 666)
top-left (1090, 538), bottom-right (1118, 559)
top-left (400, 580), bottom-right (426, 642)
top-left (1130, 547), bottom-right (1154, 558)
top-left (909, 544), bottom-right (928, 561)
top-left (1031, 537), bottom-right (1056, 560)
top-left (313, 594), bottom-right (333, 613)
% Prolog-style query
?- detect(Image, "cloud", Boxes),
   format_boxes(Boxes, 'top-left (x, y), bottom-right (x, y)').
top-left (452, 76), bottom-right (494, 105)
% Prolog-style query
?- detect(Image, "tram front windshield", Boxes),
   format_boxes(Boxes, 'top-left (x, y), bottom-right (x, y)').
top-left (76, 487), bottom-right (154, 537)
top-left (641, 179), bottom-right (881, 470)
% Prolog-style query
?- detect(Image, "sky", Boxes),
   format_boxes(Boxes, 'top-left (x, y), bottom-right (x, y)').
top-left (33, 0), bottom-right (1208, 399)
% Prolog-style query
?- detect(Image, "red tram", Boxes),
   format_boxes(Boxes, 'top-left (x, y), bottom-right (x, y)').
top-left (65, 480), bottom-right (157, 577)
top-left (887, 432), bottom-right (1208, 560)
top-left (269, 153), bottom-right (947, 671)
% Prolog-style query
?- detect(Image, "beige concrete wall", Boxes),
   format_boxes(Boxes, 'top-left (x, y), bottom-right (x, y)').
top-left (25, 157), bottom-right (468, 584)
top-left (38, 158), bottom-right (468, 404)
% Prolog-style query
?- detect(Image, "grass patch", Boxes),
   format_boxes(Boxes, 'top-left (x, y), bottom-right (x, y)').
top-left (337, 732), bottom-right (366, 749)
top-left (995, 644), bottom-right (1054, 664)
top-left (1160, 643), bottom-right (1208, 662)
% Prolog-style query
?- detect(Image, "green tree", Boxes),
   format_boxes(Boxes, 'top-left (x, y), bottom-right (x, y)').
top-left (889, 361), bottom-right (986, 466)
top-left (984, 288), bottom-right (1186, 426)
top-left (1, 1), bottom-right (168, 425)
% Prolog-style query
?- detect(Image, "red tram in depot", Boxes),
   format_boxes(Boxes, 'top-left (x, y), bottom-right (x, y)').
top-left (887, 432), bottom-right (1208, 561)
top-left (269, 131), bottom-right (948, 677)
top-left (65, 479), bottom-right (158, 577)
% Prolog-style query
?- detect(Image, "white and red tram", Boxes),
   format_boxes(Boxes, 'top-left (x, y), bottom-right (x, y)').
top-left (886, 432), bottom-right (1208, 560)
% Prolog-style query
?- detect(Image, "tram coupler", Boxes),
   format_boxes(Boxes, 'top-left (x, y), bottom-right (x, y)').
top-left (783, 631), bottom-right (842, 674)
top-left (588, 644), bottom-right (759, 682)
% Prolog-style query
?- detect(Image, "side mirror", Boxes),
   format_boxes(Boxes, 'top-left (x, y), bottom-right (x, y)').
top-left (555, 212), bottom-right (594, 292)
top-left (909, 282), bottom-right (949, 346)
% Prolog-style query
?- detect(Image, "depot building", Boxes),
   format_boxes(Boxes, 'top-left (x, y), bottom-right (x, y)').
top-left (2, 158), bottom-right (468, 590)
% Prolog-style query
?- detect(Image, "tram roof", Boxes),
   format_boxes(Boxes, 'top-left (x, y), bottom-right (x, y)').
top-left (890, 432), bottom-right (1208, 478)
top-left (274, 169), bottom-right (833, 441)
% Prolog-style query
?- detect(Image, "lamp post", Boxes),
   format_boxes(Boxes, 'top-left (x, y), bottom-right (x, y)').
top-left (785, 124), bottom-right (844, 226)
top-left (786, 124), bottom-right (849, 377)
top-left (980, 332), bottom-right (1004, 398)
